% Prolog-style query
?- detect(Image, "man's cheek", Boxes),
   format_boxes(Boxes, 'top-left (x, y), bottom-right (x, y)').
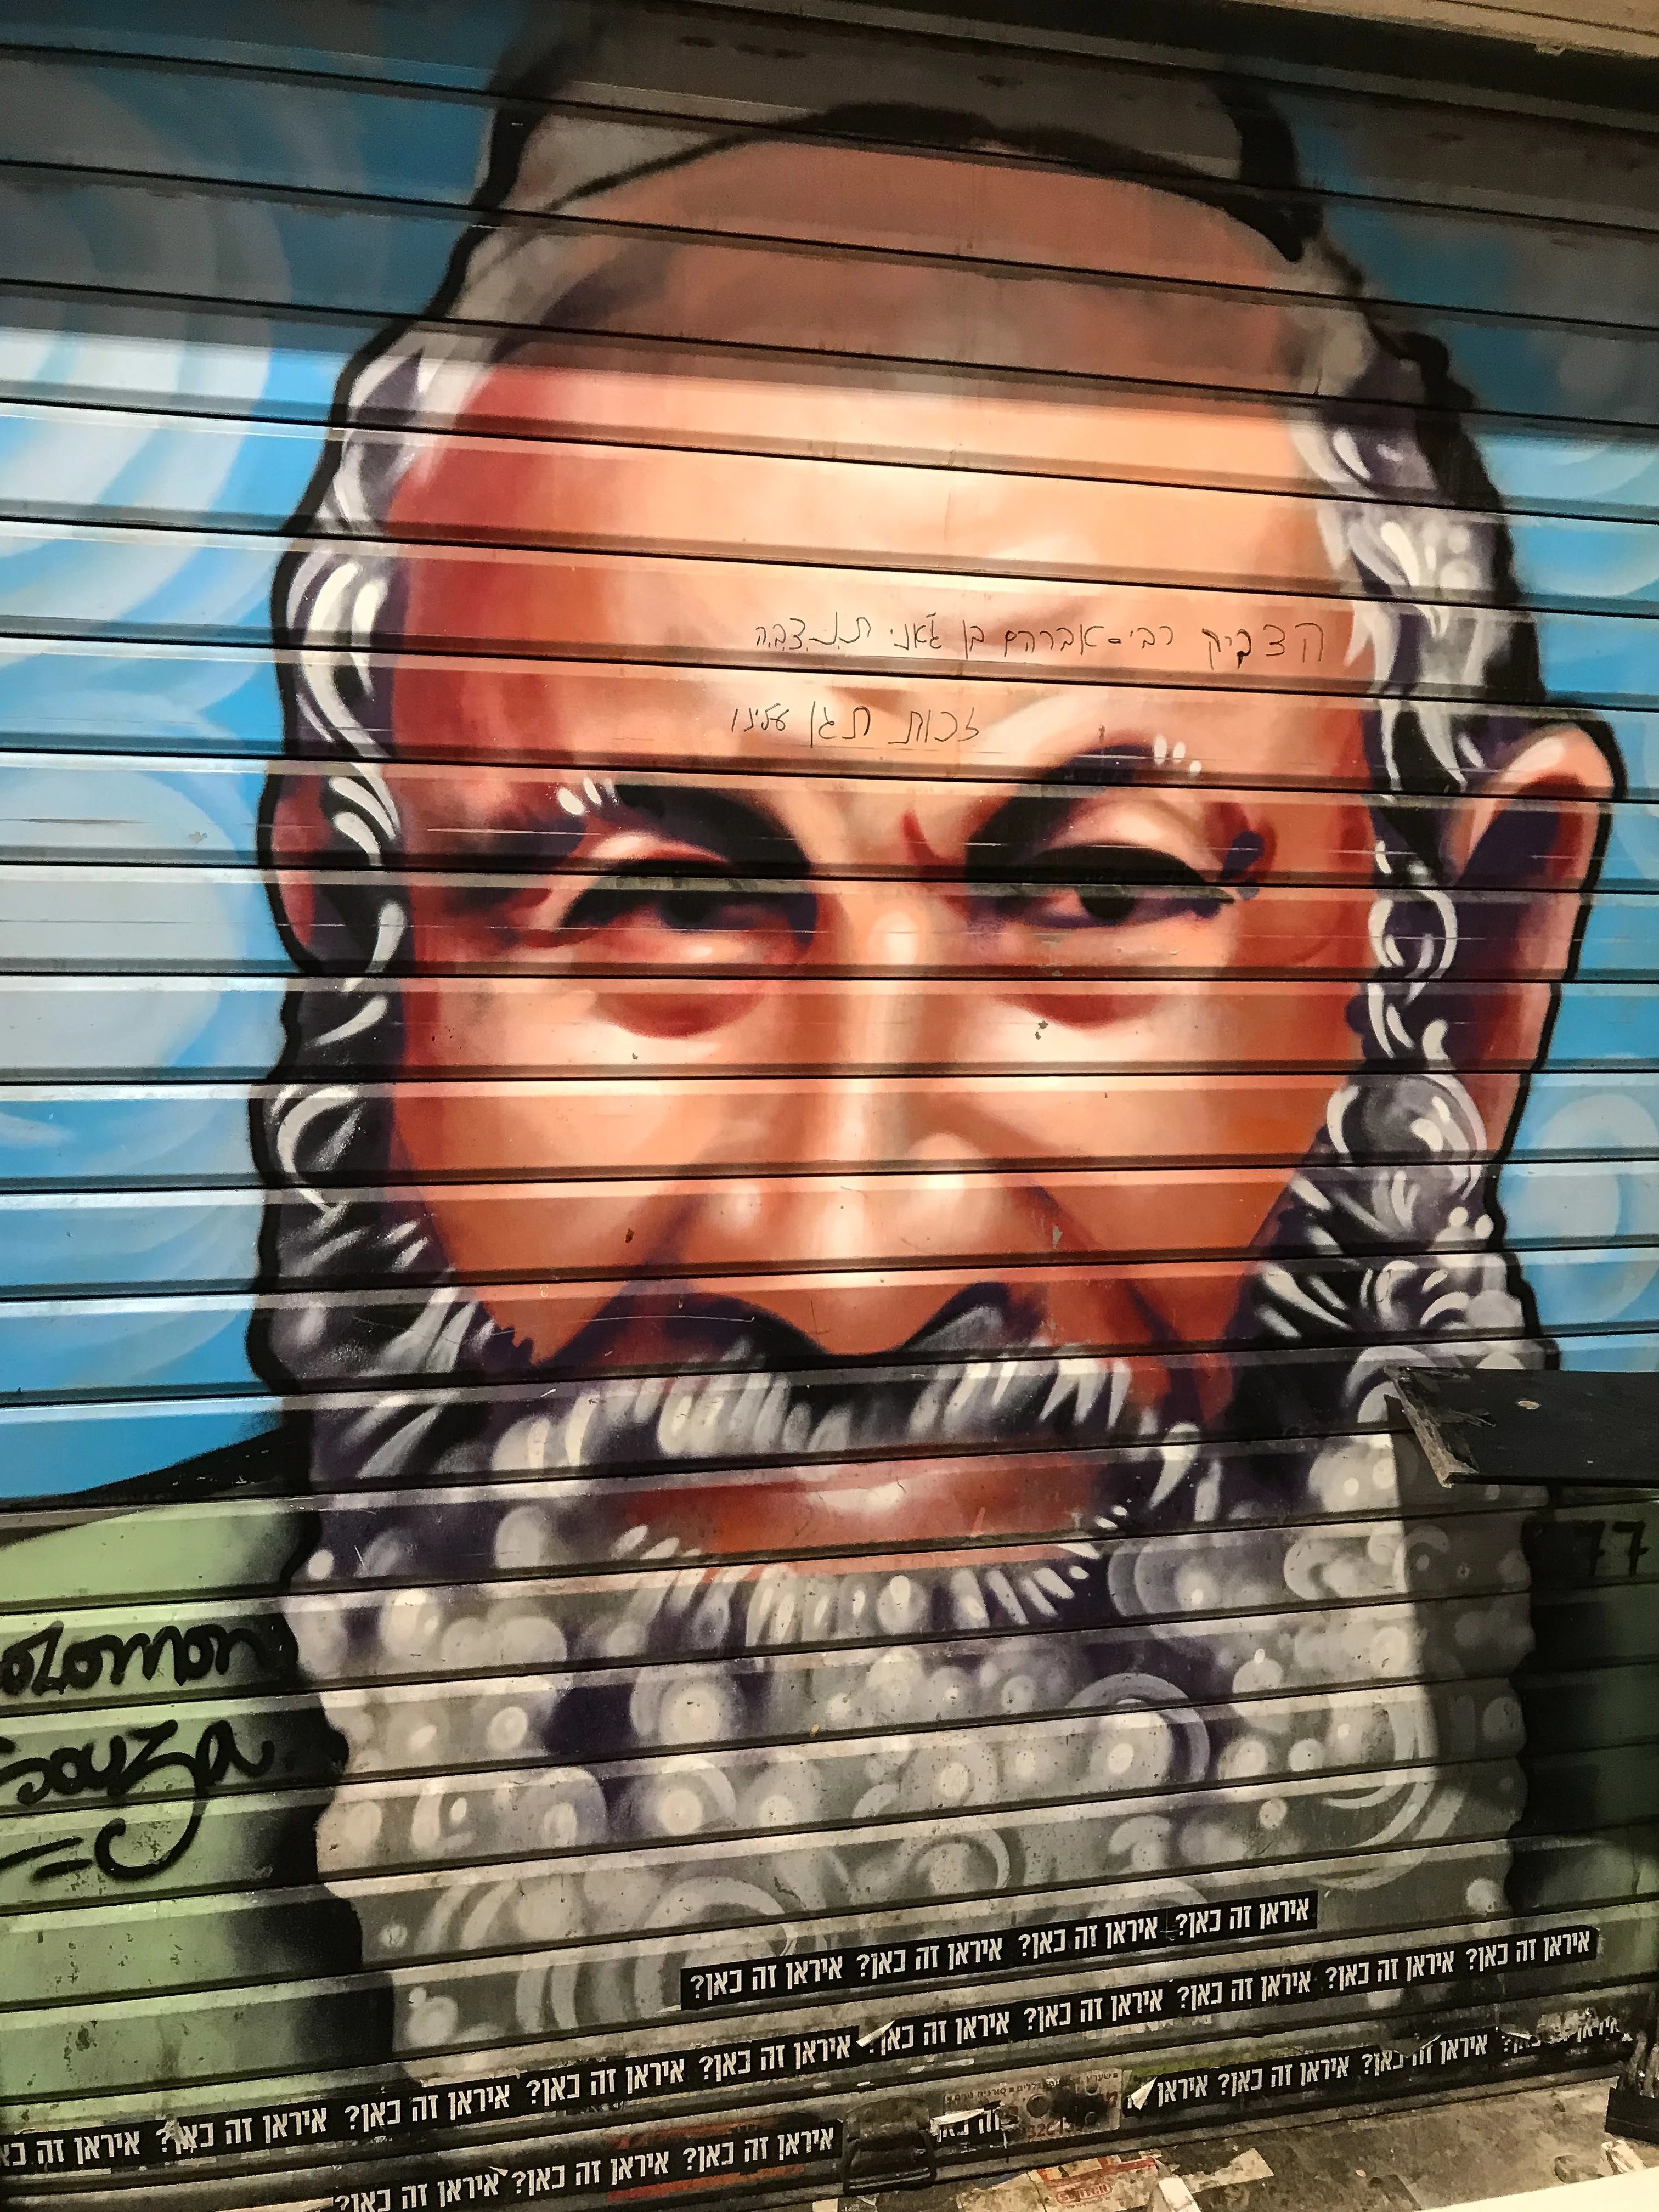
top-left (1063, 1169), bottom-right (1278, 1262)
top-left (1023, 1249), bottom-right (1252, 1356)
top-left (399, 978), bottom-right (792, 1071)
top-left (995, 981), bottom-right (1362, 1075)
top-left (393, 1081), bottom-right (729, 1182)
top-left (411, 1184), bottom-right (691, 1289)
top-left (987, 1072), bottom-right (1325, 1177)
top-left (1147, 1265), bottom-right (1259, 1362)
top-left (1237, 880), bottom-right (1376, 972)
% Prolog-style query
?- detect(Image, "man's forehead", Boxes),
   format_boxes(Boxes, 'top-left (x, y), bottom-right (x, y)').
top-left (563, 134), bottom-right (1304, 297)
top-left (384, 670), bottom-right (1368, 818)
top-left (415, 138), bottom-right (1324, 467)
top-left (424, 358), bottom-right (1317, 494)
top-left (382, 134), bottom-right (1359, 799)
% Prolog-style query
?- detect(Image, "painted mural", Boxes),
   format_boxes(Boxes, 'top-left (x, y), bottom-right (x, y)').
top-left (2, 4), bottom-right (1658, 2202)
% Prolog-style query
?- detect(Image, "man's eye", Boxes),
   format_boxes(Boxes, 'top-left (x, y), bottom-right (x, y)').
top-left (992, 845), bottom-right (1227, 929)
top-left (563, 862), bottom-right (814, 944)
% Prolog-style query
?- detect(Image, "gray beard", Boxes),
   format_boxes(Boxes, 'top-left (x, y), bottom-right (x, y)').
top-left (278, 1266), bottom-right (1538, 2062)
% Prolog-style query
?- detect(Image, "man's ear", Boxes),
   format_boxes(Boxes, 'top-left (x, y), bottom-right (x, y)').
top-left (263, 772), bottom-right (334, 962)
top-left (1444, 722), bottom-right (1615, 894)
top-left (1438, 721), bottom-right (1616, 1141)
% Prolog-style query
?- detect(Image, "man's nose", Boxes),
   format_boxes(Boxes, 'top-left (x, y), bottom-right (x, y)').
top-left (694, 887), bottom-right (1025, 1355)
top-left (803, 884), bottom-right (946, 1165)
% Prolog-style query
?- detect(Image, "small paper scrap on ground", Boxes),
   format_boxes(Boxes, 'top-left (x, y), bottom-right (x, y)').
top-left (960, 2159), bottom-right (1167, 2212)
top-left (1184, 2149), bottom-right (1274, 2191)
top-left (959, 2145), bottom-right (1273, 2212)
top-left (960, 2154), bottom-right (1160, 2212)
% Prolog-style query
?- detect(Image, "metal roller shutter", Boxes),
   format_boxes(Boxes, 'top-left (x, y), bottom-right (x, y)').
top-left (1, 1), bottom-right (1657, 2203)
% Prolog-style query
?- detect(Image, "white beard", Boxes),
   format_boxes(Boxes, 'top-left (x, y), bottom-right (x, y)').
top-left (279, 1306), bottom-right (1536, 2066)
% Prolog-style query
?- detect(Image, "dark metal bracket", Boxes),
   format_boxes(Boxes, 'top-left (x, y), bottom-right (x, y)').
top-left (1386, 1368), bottom-right (1659, 1493)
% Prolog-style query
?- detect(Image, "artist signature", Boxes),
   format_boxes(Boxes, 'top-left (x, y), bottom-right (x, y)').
top-left (0, 1616), bottom-right (297, 1700)
top-left (0, 1717), bottom-right (275, 1883)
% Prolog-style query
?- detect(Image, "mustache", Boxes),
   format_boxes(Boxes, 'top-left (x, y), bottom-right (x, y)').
top-left (477, 1281), bottom-right (1163, 1476)
top-left (318, 1280), bottom-right (1210, 1521)
top-left (492, 1277), bottom-right (1044, 1383)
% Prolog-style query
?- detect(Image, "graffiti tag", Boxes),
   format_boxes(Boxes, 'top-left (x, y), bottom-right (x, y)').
top-left (0, 1617), bottom-right (297, 1700)
top-left (0, 1717), bottom-right (275, 1882)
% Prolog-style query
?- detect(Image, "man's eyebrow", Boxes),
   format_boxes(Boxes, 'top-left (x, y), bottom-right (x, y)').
top-left (965, 744), bottom-right (1149, 873)
top-left (447, 778), bottom-right (810, 873)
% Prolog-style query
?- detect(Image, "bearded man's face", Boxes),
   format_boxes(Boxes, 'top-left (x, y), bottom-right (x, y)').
top-left (359, 161), bottom-right (1393, 1546)
top-left (379, 435), bottom-right (1381, 1534)
top-left (270, 146), bottom-right (1612, 2063)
